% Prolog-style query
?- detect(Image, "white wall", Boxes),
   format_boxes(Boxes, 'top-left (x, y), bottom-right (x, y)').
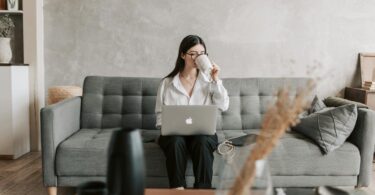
top-left (44, 0), bottom-right (375, 97)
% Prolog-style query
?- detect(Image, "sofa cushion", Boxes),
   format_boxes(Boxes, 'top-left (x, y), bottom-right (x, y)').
top-left (56, 128), bottom-right (118, 176)
top-left (56, 128), bottom-right (158, 176)
top-left (269, 131), bottom-right (360, 176)
top-left (57, 130), bottom-right (360, 178)
top-left (145, 131), bottom-right (360, 177)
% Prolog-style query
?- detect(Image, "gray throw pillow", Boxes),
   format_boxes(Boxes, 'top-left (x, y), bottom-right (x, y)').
top-left (309, 95), bottom-right (327, 114)
top-left (293, 104), bottom-right (358, 154)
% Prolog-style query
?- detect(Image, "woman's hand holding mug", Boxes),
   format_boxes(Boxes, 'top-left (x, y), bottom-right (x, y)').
top-left (211, 63), bottom-right (220, 82)
top-left (195, 54), bottom-right (221, 81)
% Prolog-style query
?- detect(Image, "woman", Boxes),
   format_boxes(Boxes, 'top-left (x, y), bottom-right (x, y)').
top-left (155, 35), bottom-right (229, 189)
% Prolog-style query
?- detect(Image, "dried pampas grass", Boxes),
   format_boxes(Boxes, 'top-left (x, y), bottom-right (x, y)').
top-left (228, 80), bottom-right (315, 195)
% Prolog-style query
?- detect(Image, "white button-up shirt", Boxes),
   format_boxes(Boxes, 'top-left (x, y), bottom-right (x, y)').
top-left (155, 71), bottom-right (230, 129)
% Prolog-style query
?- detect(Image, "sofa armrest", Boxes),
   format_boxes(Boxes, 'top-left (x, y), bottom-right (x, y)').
top-left (41, 97), bottom-right (81, 186)
top-left (347, 108), bottom-right (375, 187)
top-left (323, 96), bottom-right (368, 108)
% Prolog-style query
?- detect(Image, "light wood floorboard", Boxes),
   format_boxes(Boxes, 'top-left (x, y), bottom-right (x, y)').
top-left (0, 152), bottom-right (374, 195)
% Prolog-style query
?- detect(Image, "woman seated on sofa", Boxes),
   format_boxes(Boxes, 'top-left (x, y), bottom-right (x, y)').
top-left (155, 35), bottom-right (229, 189)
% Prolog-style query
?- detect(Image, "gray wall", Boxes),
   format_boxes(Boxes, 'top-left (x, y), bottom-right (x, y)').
top-left (44, 0), bottom-right (375, 97)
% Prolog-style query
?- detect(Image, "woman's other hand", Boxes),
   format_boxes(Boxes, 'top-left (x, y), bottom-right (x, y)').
top-left (211, 63), bottom-right (220, 81)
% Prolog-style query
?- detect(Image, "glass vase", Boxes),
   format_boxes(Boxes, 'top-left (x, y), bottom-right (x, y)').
top-left (216, 145), bottom-right (273, 195)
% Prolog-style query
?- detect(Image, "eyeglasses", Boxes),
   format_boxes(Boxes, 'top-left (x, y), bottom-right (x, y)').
top-left (186, 52), bottom-right (208, 60)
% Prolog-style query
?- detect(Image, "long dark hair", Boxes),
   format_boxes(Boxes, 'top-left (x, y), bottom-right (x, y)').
top-left (165, 35), bottom-right (207, 78)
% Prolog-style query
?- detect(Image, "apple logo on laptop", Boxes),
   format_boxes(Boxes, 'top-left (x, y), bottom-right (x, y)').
top-left (185, 117), bottom-right (193, 125)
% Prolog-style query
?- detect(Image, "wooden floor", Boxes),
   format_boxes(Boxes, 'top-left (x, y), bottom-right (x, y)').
top-left (0, 152), bottom-right (374, 195)
top-left (0, 152), bottom-right (74, 195)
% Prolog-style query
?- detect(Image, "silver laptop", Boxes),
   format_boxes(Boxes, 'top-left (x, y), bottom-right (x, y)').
top-left (161, 105), bottom-right (218, 136)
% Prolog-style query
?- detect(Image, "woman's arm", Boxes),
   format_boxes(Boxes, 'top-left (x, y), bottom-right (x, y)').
top-left (211, 80), bottom-right (230, 112)
top-left (210, 63), bottom-right (229, 112)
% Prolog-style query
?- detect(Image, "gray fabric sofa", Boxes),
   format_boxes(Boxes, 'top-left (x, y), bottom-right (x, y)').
top-left (41, 76), bottom-right (375, 188)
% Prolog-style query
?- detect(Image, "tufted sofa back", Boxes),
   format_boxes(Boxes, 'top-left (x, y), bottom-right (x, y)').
top-left (81, 76), bottom-right (314, 130)
top-left (81, 77), bottom-right (160, 129)
top-left (216, 78), bottom-right (314, 130)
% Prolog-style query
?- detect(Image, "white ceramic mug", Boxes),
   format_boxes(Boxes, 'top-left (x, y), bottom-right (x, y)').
top-left (195, 54), bottom-right (213, 74)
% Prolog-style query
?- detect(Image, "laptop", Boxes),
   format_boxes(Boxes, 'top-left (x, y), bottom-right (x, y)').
top-left (161, 105), bottom-right (218, 136)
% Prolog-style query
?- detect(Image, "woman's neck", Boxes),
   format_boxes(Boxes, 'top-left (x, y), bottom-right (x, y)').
top-left (180, 68), bottom-right (198, 79)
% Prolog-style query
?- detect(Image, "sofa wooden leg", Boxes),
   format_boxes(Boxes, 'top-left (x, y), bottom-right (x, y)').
top-left (47, 187), bottom-right (57, 195)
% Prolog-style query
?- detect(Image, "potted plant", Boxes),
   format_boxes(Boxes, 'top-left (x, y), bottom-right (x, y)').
top-left (0, 14), bottom-right (14, 63)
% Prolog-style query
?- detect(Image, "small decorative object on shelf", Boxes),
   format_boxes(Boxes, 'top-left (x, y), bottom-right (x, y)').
top-left (48, 86), bottom-right (83, 105)
top-left (0, 14), bottom-right (14, 63)
top-left (6, 0), bottom-right (18, 11)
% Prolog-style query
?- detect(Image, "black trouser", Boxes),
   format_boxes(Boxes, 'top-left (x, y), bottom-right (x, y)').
top-left (158, 134), bottom-right (218, 189)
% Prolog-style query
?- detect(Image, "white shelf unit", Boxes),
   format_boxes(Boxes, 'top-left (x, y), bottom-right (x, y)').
top-left (0, 64), bottom-right (30, 159)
